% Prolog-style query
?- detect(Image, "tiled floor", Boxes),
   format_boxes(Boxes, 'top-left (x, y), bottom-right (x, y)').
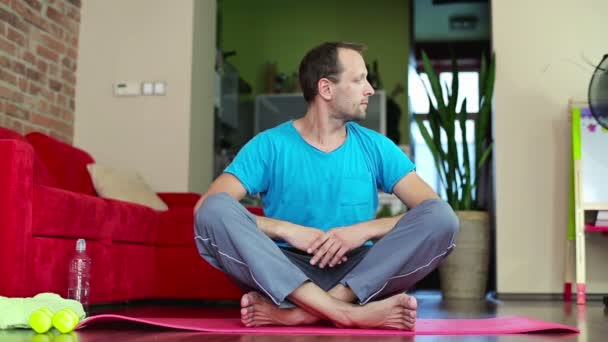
top-left (1, 292), bottom-right (606, 341)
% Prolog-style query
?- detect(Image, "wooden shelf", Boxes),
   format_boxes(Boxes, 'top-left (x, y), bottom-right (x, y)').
top-left (582, 203), bottom-right (608, 210)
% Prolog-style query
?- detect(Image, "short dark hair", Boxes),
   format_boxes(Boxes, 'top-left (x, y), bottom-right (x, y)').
top-left (298, 42), bottom-right (367, 103)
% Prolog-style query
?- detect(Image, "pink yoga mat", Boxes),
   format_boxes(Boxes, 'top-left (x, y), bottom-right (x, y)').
top-left (77, 314), bottom-right (579, 336)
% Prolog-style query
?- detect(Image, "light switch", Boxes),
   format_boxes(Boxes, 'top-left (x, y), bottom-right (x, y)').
top-left (153, 81), bottom-right (166, 96)
top-left (114, 82), bottom-right (141, 96)
top-left (142, 82), bottom-right (154, 96)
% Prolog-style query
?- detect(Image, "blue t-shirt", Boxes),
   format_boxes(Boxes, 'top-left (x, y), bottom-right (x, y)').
top-left (225, 121), bottom-right (416, 242)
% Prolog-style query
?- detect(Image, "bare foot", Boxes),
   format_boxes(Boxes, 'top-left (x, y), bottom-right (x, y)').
top-left (346, 293), bottom-right (417, 330)
top-left (240, 292), bottom-right (320, 327)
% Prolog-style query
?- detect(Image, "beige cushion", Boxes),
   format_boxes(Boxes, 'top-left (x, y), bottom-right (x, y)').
top-left (87, 164), bottom-right (168, 211)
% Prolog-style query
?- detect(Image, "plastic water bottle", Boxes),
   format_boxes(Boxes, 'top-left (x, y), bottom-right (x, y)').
top-left (67, 239), bottom-right (91, 306)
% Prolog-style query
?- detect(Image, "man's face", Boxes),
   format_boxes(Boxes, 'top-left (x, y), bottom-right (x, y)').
top-left (330, 48), bottom-right (375, 121)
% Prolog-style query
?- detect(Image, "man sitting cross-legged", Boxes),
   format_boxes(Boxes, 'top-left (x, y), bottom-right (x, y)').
top-left (193, 41), bottom-right (459, 330)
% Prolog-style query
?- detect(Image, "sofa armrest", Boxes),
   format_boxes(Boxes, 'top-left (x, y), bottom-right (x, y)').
top-left (246, 206), bottom-right (264, 216)
top-left (157, 191), bottom-right (264, 214)
top-left (157, 192), bottom-right (201, 209)
top-left (0, 139), bottom-right (34, 296)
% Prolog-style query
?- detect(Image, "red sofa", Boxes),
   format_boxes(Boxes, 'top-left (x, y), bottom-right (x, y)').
top-left (0, 127), bottom-right (259, 304)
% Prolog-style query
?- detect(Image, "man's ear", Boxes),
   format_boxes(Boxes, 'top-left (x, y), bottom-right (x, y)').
top-left (317, 78), bottom-right (333, 101)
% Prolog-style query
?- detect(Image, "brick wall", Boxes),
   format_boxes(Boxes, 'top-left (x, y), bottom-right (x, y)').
top-left (0, 0), bottom-right (81, 143)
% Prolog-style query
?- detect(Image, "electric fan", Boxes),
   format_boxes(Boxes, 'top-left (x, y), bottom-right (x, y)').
top-left (588, 54), bottom-right (608, 129)
top-left (589, 54), bottom-right (608, 308)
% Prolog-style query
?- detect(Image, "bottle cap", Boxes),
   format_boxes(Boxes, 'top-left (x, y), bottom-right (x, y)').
top-left (76, 239), bottom-right (86, 252)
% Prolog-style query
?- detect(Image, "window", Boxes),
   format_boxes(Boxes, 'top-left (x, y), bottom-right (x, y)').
top-left (409, 70), bottom-right (479, 198)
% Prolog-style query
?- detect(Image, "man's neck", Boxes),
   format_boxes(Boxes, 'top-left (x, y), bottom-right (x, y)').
top-left (293, 105), bottom-right (347, 152)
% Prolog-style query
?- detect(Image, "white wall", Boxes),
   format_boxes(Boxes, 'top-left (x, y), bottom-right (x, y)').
top-left (74, 0), bottom-right (216, 192)
top-left (493, 0), bottom-right (608, 294)
top-left (189, 0), bottom-right (217, 193)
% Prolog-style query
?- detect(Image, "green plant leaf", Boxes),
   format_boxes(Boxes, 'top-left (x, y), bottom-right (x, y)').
top-left (479, 54), bottom-right (487, 105)
top-left (417, 50), bottom-right (495, 210)
top-left (421, 51), bottom-right (447, 114)
top-left (473, 143), bottom-right (493, 197)
top-left (477, 143), bottom-right (493, 171)
top-left (448, 56), bottom-right (459, 118)
top-left (415, 115), bottom-right (448, 190)
top-left (479, 53), bottom-right (495, 147)
top-left (426, 108), bottom-right (451, 195)
top-left (428, 110), bottom-right (448, 170)
top-left (459, 98), bottom-right (472, 209)
top-left (476, 53), bottom-right (488, 161)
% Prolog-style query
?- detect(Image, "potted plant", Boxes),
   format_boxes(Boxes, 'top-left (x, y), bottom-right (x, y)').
top-left (416, 51), bottom-right (496, 299)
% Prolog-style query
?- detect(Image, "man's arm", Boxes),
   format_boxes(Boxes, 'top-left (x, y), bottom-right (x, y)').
top-left (393, 171), bottom-right (440, 209)
top-left (194, 173), bottom-right (247, 210)
top-left (365, 171), bottom-right (440, 239)
top-left (194, 173), bottom-right (323, 250)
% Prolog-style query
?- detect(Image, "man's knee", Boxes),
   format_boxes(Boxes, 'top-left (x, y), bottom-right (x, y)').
top-left (194, 192), bottom-right (236, 229)
top-left (425, 199), bottom-right (460, 243)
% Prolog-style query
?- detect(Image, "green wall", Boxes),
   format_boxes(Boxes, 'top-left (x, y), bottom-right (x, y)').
top-left (219, 0), bottom-right (411, 143)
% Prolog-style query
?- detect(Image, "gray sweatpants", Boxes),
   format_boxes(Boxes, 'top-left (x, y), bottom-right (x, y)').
top-left (194, 192), bottom-right (459, 306)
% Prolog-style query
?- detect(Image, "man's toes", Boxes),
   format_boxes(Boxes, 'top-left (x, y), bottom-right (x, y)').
top-left (241, 293), bottom-right (252, 308)
top-left (241, 317), bottom-right (251, 327)
top-left (398, 294), bottom-right (417, 312)
top-left (240, 307), bottom-right (248, 316)
top-left (406, 295), bottom-right (417, 310)
top-left (407, 309), bottom-right (416, 319)
top-left (249, 291), bottom-right (265, 302)
top-left (404, 320), bottom-right (415, 330)
top-left (241, 305), bottom-right (256, 321)
top-left (244, 314), bottom-right (256, 324)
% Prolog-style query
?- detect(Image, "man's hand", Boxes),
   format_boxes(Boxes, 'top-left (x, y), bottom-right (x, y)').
top-left (282, 225), bottom-right (325, 253)
top-left (308, 226), bottom-right (369, 268)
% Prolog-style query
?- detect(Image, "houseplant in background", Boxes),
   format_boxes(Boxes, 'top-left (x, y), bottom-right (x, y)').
top-left (416, 51), bottom-right (496, 299)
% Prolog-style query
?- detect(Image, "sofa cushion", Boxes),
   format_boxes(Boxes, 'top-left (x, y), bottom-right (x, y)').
top-left (0, 127), bottom-right (57, 187)
top-left (33, 185), bottom-right (113, 241)
top-left (87, 164), bottom-right (168, 211)
top-left (26, 132), bottom-right (96, 195)
top-left (157, 208), bottom-right (195, 246)
top-left (33, 184), bottom-right (159, 245)
top-left (104, 197), bottom-right (160, 245)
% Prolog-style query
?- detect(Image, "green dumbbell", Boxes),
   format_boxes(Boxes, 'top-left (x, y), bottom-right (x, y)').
top-left (28, 308), bottom-right (54, 334)
top-left (52, 308), bottom-right (80, 334)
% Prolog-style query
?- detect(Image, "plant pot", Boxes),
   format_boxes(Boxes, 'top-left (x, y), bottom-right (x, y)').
top-left (439, 210), bottom-right (490, 299)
